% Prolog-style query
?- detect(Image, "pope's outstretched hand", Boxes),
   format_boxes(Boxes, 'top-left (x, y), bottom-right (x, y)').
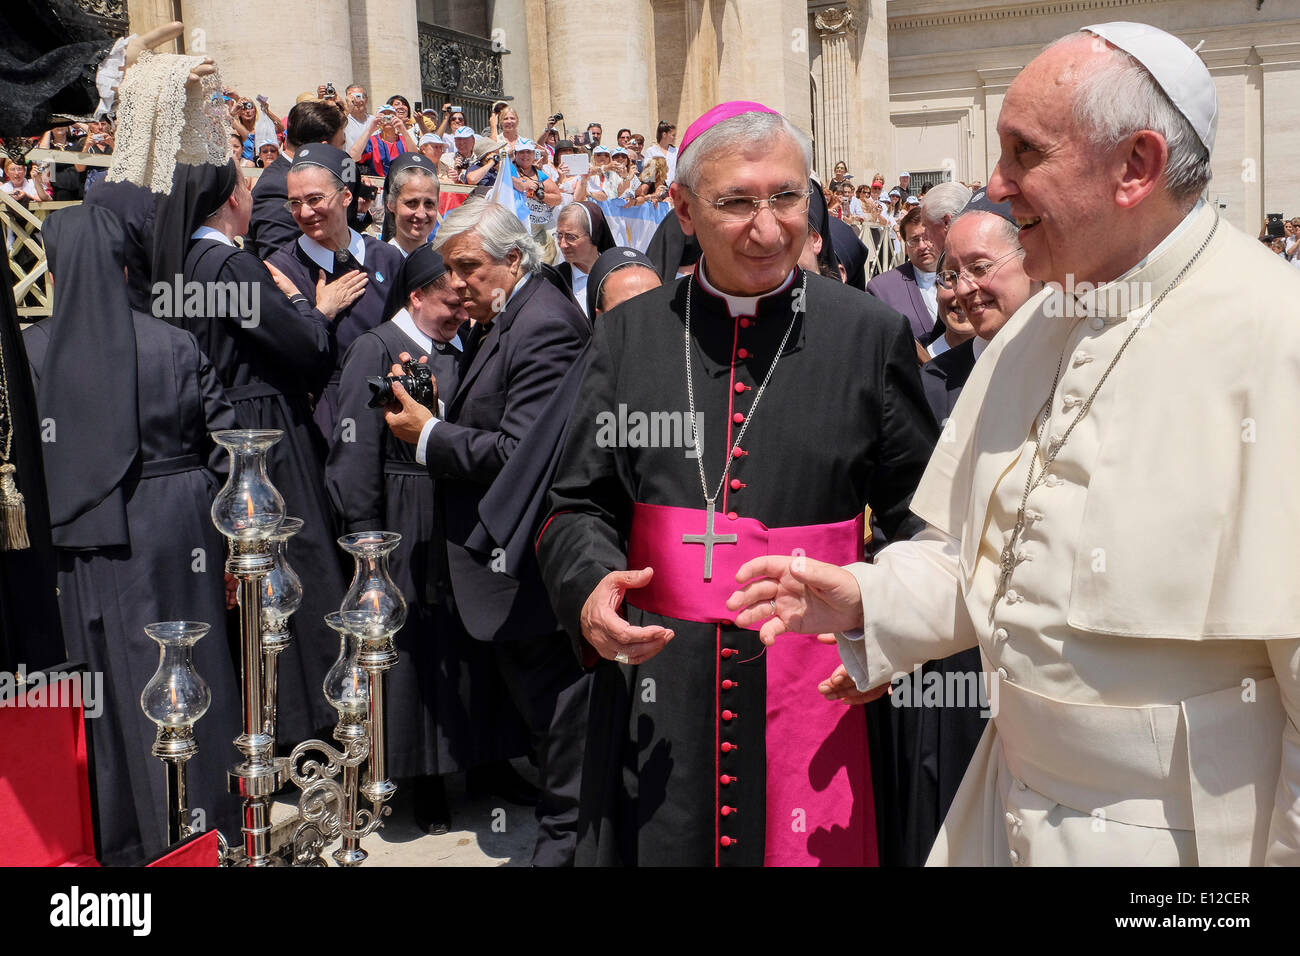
top-left (725, 555), bottom-right (865, 646)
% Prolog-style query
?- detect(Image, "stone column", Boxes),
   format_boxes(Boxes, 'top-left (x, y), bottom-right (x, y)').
top-left (722, 0), bottom-right (811, 131)
top-left (349, 0), bottom-right (421, 105)
top-left (544, 0), bottom-right (654, 143)
top-left (1259, 42), bottom-right (1300, 234)
top-left (180, 0), bottom-right (353, 114)
top-left (851, 0), bottom-right (891, 182)
top-left (127, 0), bottom-right (182, 52)
top-left (491, 0), bottom-right (534, 136)
top-left (814, 5), bottom-right (855, 179)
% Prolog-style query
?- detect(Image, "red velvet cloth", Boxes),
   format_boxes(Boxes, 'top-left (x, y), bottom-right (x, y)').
top-left (143, 830), bottom-right (219, 867)
top-left (0, 676), bottom-right (98, 867)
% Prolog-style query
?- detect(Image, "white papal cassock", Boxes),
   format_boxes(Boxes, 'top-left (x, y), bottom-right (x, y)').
top-left (837, 200), bottom-right (1300, 865)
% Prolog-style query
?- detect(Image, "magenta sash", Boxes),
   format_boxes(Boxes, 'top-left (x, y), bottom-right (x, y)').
top-left (626, 502), bottom-right (864, 625)
top-left (625, 502), bottom-right (877, 866)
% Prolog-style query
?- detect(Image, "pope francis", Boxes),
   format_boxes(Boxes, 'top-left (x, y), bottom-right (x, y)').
top-left (728, 22), bottom-right (1300, 866)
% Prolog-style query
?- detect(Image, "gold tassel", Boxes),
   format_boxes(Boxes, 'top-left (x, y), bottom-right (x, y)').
top-left (0, 462), bottom-right (29, 551)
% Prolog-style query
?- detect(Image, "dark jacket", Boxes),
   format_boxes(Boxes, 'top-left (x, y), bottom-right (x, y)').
top-left (421, 273), bottom-right (589, 641)
top-left (920, 337), bottom-right (977, 425)
top-left (866, 260), bottom-right (942, 345)
top-left (246, 154), bottom-right (296, 259)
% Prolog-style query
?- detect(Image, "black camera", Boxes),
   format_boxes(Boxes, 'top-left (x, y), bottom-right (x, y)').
top-left (324, 82), bottom-right (336, 97)
top-left (366, 360), bottom-right (436, 410)
top-left (549, 112), bottom-right (564, 123)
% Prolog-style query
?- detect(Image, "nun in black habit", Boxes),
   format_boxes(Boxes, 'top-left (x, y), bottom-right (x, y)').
top-left (326, 246), bottom-right (529, 826)
top-left (152, 160), bottom-right (345, 740)
top-left (23, 205), bottom-right (242, 865)
top-left (265, 144), bottom-right (405, 443)
top-left (553, 201), bottom-right (616, 315)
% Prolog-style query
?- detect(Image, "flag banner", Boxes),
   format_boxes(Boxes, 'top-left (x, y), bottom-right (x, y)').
top-left (486, 149), bottom-right (531, 226)
top-left (595, 198), bottom-right (673, 252)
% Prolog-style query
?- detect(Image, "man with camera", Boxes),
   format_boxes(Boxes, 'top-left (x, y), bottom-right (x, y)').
top-left (343, 85), bottom-right (374, 151)
top-left (382, 198), bottom-right (591, 865)
top-left (327, 244), bottom-right (532, 833)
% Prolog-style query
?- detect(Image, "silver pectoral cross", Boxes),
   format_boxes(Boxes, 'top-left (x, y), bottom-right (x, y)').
top-left (990, 510), bottom-right (1027, 623)
top-left (682, 498), bottom-right (738, 581)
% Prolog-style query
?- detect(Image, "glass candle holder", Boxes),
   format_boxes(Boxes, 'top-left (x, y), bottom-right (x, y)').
top-left (210, 429), bottom-right (285, 550)
top-left (140, 621), bottom-right (212, 747)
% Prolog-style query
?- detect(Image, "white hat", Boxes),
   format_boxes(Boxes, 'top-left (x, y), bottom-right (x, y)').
top-left (1083, 21), bottom-right (1217, 153)
top-left (418, 133), bottom-right (444, 148)
top-left (905, 196), bottom-right (921, 206)
top-left (453, 125), bottom-right (476, 139)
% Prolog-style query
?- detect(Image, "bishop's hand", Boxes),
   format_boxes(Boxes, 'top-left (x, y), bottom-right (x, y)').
top-left (580, 568), bottom-right (675, 666)
top-left (726, 555), bottom-right (865, 646)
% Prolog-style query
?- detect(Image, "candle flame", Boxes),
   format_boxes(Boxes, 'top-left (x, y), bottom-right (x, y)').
top-left (246, 495), bottom-right (255, 519)
top-left (371, 592), bottom-right (381, 614)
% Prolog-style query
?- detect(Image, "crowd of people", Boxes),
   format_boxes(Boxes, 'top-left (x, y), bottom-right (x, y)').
top-left (4, 15), bottom-right (1300, 873)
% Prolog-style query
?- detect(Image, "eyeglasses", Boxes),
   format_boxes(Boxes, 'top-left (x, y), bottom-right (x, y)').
top-left (936, 249), bottom-right (1024, 289)
top-left (688, 187), bottom-right (810, 222)
top-left (555, 232), bottom-right (586, 244)
top-left (283, 188), bottom-right (343, 214)
top-left (903, 234), bottom-right (934, 249)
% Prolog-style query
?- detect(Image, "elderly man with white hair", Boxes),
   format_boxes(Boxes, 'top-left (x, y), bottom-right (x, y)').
top-left (382, 197), bottom-right (592, 865)
top-left (919, 181), bottom-right (973, 263)
top-left (729, 22), bottom-right (1300, 866)
top-left (537, 101), bottom-right (938, 867)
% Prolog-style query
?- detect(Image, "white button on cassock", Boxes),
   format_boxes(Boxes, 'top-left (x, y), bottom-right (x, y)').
top-left (1089, 316), bottom-right (1104, 331)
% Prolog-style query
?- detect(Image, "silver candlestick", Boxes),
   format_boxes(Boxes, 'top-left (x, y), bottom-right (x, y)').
top-left (140, 621), bottom-right (211, 846)
top-left (210, 429), bottom-right (287, 867)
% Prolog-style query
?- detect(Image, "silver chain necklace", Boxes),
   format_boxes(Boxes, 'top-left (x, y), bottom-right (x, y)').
top-left (990, 213), bottom-right (1220, 621)
top-left (680, 272), bottom-right (805, 579)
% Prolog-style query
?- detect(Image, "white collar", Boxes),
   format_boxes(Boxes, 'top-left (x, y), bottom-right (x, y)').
top-left (191, 225), bottom-right (235, 247)
top-left (391, 309), bottom-right (432, 353)
top-left (298, 229), bottom-right (366, 273)
top-left (1113, 198), bottom-right (1206, 284)
top-left (696, 258), bottom-right (796, 317)
top-left (505, 272), bottom-right (530, 309)
top-left (391, 308), bottom-right (464, 353)
top-left (972, 335), bottom-right (990, 359)
top-left (914, 268), bottom-right (938, 289)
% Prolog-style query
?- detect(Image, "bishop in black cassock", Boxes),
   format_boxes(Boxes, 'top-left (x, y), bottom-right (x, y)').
top-left (537, 102), bottom-right (937, 866)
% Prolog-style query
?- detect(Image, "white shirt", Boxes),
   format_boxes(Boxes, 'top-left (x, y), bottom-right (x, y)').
top-left (644, 143), bottom-right (677, 183)
top-left (345, 113), bottom-right (374, 151)
top-left (191, 225), bottom-right (234, 247)
top-left (298, 229), bottom-right (366, 273)
top-left (414, 273), bottom-right (531, 464)
top-left (972, 335), bottom-right (990, 360)
top-left (914, 267), bottom-right (939, 321)
top-left (570, 266), bottom-right (590, 316)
